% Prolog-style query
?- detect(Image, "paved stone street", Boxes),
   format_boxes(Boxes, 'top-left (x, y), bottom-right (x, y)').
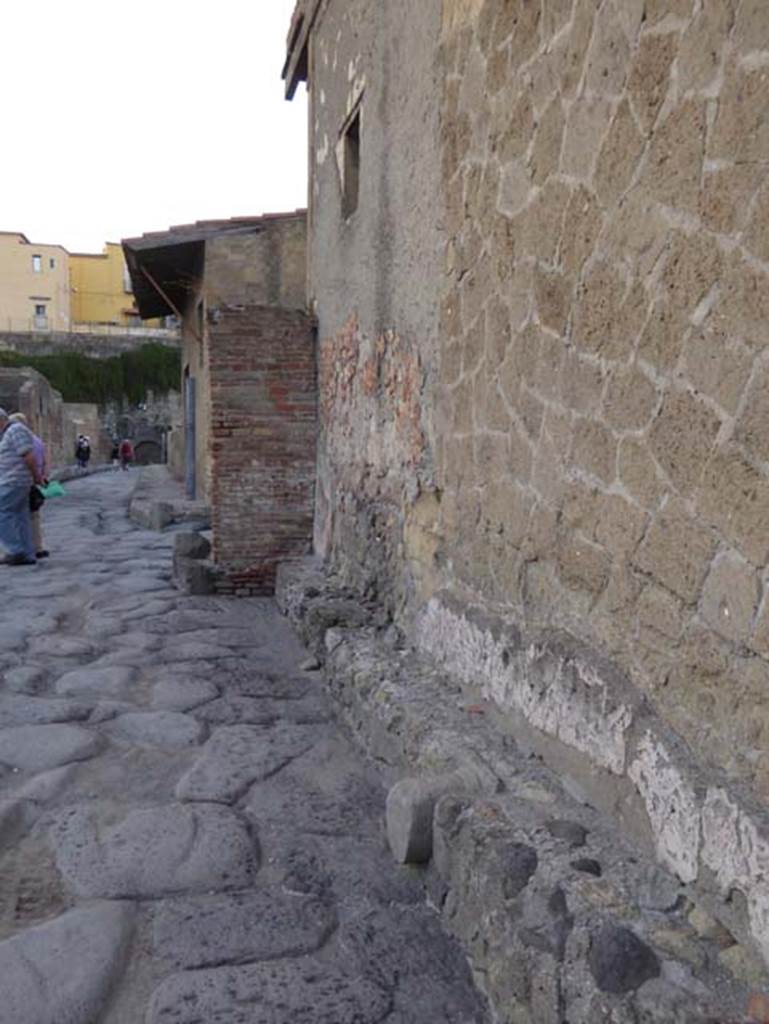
top-left (0, 472), bottom-right (488, 1024)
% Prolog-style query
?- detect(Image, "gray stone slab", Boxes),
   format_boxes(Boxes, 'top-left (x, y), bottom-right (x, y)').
top-left (151, 678), bottom-right (219, 711)
top-left (55, 665), bottom-right (138, 700)
top-left (0, 724), bottom-right (102, 772)
top-left (51, 803), bottom-right (258, 898)
top-left (160, 640), bottom-right (238, 661)
top-left (147, 960), bottom-right (392, 1024)
top-left (105, 711), bottom-right (206, 748)
top-left (153, 889), bottom-right (336, 969)
top-left (112, 630), bottom-right (163, 652)
top-left (2, 665), bottom-right (48, 694)
top-left (111, 575), bottom-right (173, 594)
top-left (0, 694), bottom-right (93, 727)
top-left (0, 902), bottom-right (134, 1024)
top-left (172, 628), bottom-right (267, 649)
top-left (27, 635), bottom-right (96, 658)
top-left (176, 724), bottom-right (316, 803)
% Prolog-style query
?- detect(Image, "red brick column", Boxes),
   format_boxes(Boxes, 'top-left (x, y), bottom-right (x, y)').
top-left (209, 305), bottom-right (316, 595)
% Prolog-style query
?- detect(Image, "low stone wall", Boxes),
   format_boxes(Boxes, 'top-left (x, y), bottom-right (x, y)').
top-left (276, 557), bottom-right (765, 1024)
top-left (0, 330), bottom-right (179, 359)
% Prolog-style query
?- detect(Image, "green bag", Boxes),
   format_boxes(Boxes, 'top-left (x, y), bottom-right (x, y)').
top-left (38, 481), bottom-right (66, 499)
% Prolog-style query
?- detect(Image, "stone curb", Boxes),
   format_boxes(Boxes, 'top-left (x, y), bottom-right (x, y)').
top-left (276, 558), bottom-right (764, 1024)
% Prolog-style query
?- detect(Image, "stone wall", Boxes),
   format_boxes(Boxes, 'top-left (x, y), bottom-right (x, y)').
top-left (208, 304), bottom-right (316, 595)
top-left (301, 0), bottom-right (769, 971)
top-left (0, 368), bottom-right (110, 469)
top-left (0, 329), bottom-right (179, 359)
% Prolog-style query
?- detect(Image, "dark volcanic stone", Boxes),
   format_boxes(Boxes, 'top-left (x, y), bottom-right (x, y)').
top-left (501, 842), bottom-right (538, 899)
top-left (546, 819), bottom-right (588, 847)
top-left (571, 857), bottom-right (602, 877)
top-left (589, 924), bottom-right (661, 994)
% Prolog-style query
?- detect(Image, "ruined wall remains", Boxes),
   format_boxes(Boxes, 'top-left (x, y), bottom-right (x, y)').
top-left (306, 0), bottom-right (444, 609)
top-left (209, 304), bottom-right (316, 594)
top-left (205, 213), bottom-right (307, 312)
top-left (303, 0), bottom-right (769, 969)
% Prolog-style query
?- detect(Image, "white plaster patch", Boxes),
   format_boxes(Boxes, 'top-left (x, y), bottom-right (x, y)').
top-left (702, 786), bottom-right (769, 962)
top-left (316, 133), bottom-right (329, 166)
top-left (628, 732), bottom-right (701, 883)
top-left (417, 599), bottom-right (632, 775)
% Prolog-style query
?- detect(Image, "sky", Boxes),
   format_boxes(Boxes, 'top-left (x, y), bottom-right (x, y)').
top-left (0, 0), bottom-right (308, 254)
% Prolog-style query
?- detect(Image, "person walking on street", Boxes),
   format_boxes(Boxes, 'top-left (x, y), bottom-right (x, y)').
top-left (75, 435), bottom-right (91, 472)
top-left (119, 438), bottom-right (134, 470)
top-left (0, 408), bottom-right (44, 566)
top-left (9, 413), bottom-right (49, 559)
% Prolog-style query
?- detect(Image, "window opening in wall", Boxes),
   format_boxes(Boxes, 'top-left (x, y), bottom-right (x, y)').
top-left (341, 107), bottom-right (361, 219)
top-left (196, 300), bottom-right (205, 367)
top-left (33, 303), bottom-right (47, 329)
top-left (32, 254), bottom-right (41, 273)
top-left (49, 257), bottom-right (55, 269)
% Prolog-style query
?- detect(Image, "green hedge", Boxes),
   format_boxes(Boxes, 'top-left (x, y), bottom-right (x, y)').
top-left (0, 343), bottom-right (180, 405)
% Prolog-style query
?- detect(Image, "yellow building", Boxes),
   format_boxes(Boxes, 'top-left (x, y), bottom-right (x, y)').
top-left (70, 242), bottom-right (163, 327)
top-left (0, 231), bottom-right (71, 332)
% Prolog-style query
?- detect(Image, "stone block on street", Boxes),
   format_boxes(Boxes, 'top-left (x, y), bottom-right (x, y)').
top-left (0, 724), bottom-right (102, 772)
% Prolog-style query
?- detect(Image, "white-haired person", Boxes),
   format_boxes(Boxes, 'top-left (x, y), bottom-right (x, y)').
top-left (0, 408), bottom-right (44, 565)
top-left (9, 413), bottom-right (49, 559)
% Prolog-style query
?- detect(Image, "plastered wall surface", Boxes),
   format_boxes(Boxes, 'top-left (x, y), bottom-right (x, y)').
top-left (306, 0), bottom-right (444, 600)
top-left (303, 0), bottom-right (769, 966)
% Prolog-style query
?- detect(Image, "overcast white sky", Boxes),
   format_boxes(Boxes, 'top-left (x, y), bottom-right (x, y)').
top-left (0, 0), bottom-right (307, 254)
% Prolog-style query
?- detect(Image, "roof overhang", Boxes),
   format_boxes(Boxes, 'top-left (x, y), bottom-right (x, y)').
top-left (282, 0), bottom-right (322, 100)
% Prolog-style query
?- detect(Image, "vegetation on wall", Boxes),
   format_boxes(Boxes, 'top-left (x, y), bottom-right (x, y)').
top-left (0, 343), bottom-right (180, 406)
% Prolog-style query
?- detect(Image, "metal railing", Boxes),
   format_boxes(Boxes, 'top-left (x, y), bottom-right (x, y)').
top-left (0, 316), bottom-right (179, 339)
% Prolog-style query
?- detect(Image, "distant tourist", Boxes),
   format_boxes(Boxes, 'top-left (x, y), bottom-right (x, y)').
top-left (75, 435), bottom-right (91, 472)
top-left (118, 438), bottom-right (134, 471)
top-left (110, 439), bottom-right (120, 470)
top-left (0, 407), bottom-right (44, 566)
top-left (9, 413), bottom-right (49, 559)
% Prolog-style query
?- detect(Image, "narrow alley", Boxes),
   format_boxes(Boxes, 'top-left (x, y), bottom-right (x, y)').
top-left (0, 472), bottom-right (488, 1024)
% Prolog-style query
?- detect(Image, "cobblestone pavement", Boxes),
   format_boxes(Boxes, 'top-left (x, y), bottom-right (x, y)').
top-left (0, 473), bottom-right (488, 1024)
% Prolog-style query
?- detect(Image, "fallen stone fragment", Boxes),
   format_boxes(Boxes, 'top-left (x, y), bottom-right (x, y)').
top-left (105, 710), bottom-right (205, 748)
top-left (55, 665), bottom-right (138, 700)
top-left (52, 802), bottom-right (258, 899)
top-left (0, 724), bottom-right (102, 772)
top-left (0, 902), bottom-right (134, 1024)
top-left (386, 774), bottom-right (470, 864)
top-left (153, 888), bottom-right (337, 969)
top-left (300, 655), bottom-right (321, 671)
top-left (176, 723), bottom-right (316, 803)
top-left (146, 960), bottom-right (392, 1024)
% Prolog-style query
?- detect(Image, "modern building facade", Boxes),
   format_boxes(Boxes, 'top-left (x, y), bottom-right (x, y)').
top-left (70, 242), bottom-right (157, 327)
top-left (0, 231), bottom-right (71, 333)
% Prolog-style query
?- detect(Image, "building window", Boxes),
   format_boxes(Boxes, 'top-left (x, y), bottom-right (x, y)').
top-left (32, 254), bottom-right (42, 273)
top-left (49, 257), bottom-right (55, 269)
top-left (33, 303), bottom-right (47, 329)
top-left (341, 106), bottom-right (361, 219)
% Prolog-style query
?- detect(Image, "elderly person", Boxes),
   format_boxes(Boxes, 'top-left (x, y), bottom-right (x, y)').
top-left (0, 408), bottom-right (44, 566)
top-left (9, 413), bottom-right (49, 559)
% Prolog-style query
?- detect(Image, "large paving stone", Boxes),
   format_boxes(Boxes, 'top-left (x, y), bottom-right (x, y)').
top-left (0, 694), bottom-right (92, 727)
top-left (245, 771), bottom-right (382, 838)
top-left (52, 803), bottom-right (258, 898)
top-left (0, 724), bottom-right (102, 772)
top-left (176, 724), bottom-right (316, 803)
top-left (153, 889), bottom-right (336, 969)
top-left (0, 902), bottom-right (134, 1024)
top-left (146, 960), bottom-right (392, 1024)
top-left (194, 694), bottom-right (331, 727)
top-left (2, 665), bottom-right (48, 694)
top-left (151, 677), bottom-right (219, 711)
top-left (160, 640), bottom-right (238, 661)
top-left (105, 711), bottom-right (206, 748)
top-left (27, 635), bottom-right (96, 658)
top-left (55, 665), bottom-right (138, 700)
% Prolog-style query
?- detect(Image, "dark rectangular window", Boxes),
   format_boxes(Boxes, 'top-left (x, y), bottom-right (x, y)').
top-left (342, 108), bottom-right (361, 219)
top-left (49, 257), bottom-right (55, 269)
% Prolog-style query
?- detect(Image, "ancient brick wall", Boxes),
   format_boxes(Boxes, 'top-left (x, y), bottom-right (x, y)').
top-left (208, 305), bottom-right (316, 595)
top-left (304, 0), bottom-right (769, 967)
